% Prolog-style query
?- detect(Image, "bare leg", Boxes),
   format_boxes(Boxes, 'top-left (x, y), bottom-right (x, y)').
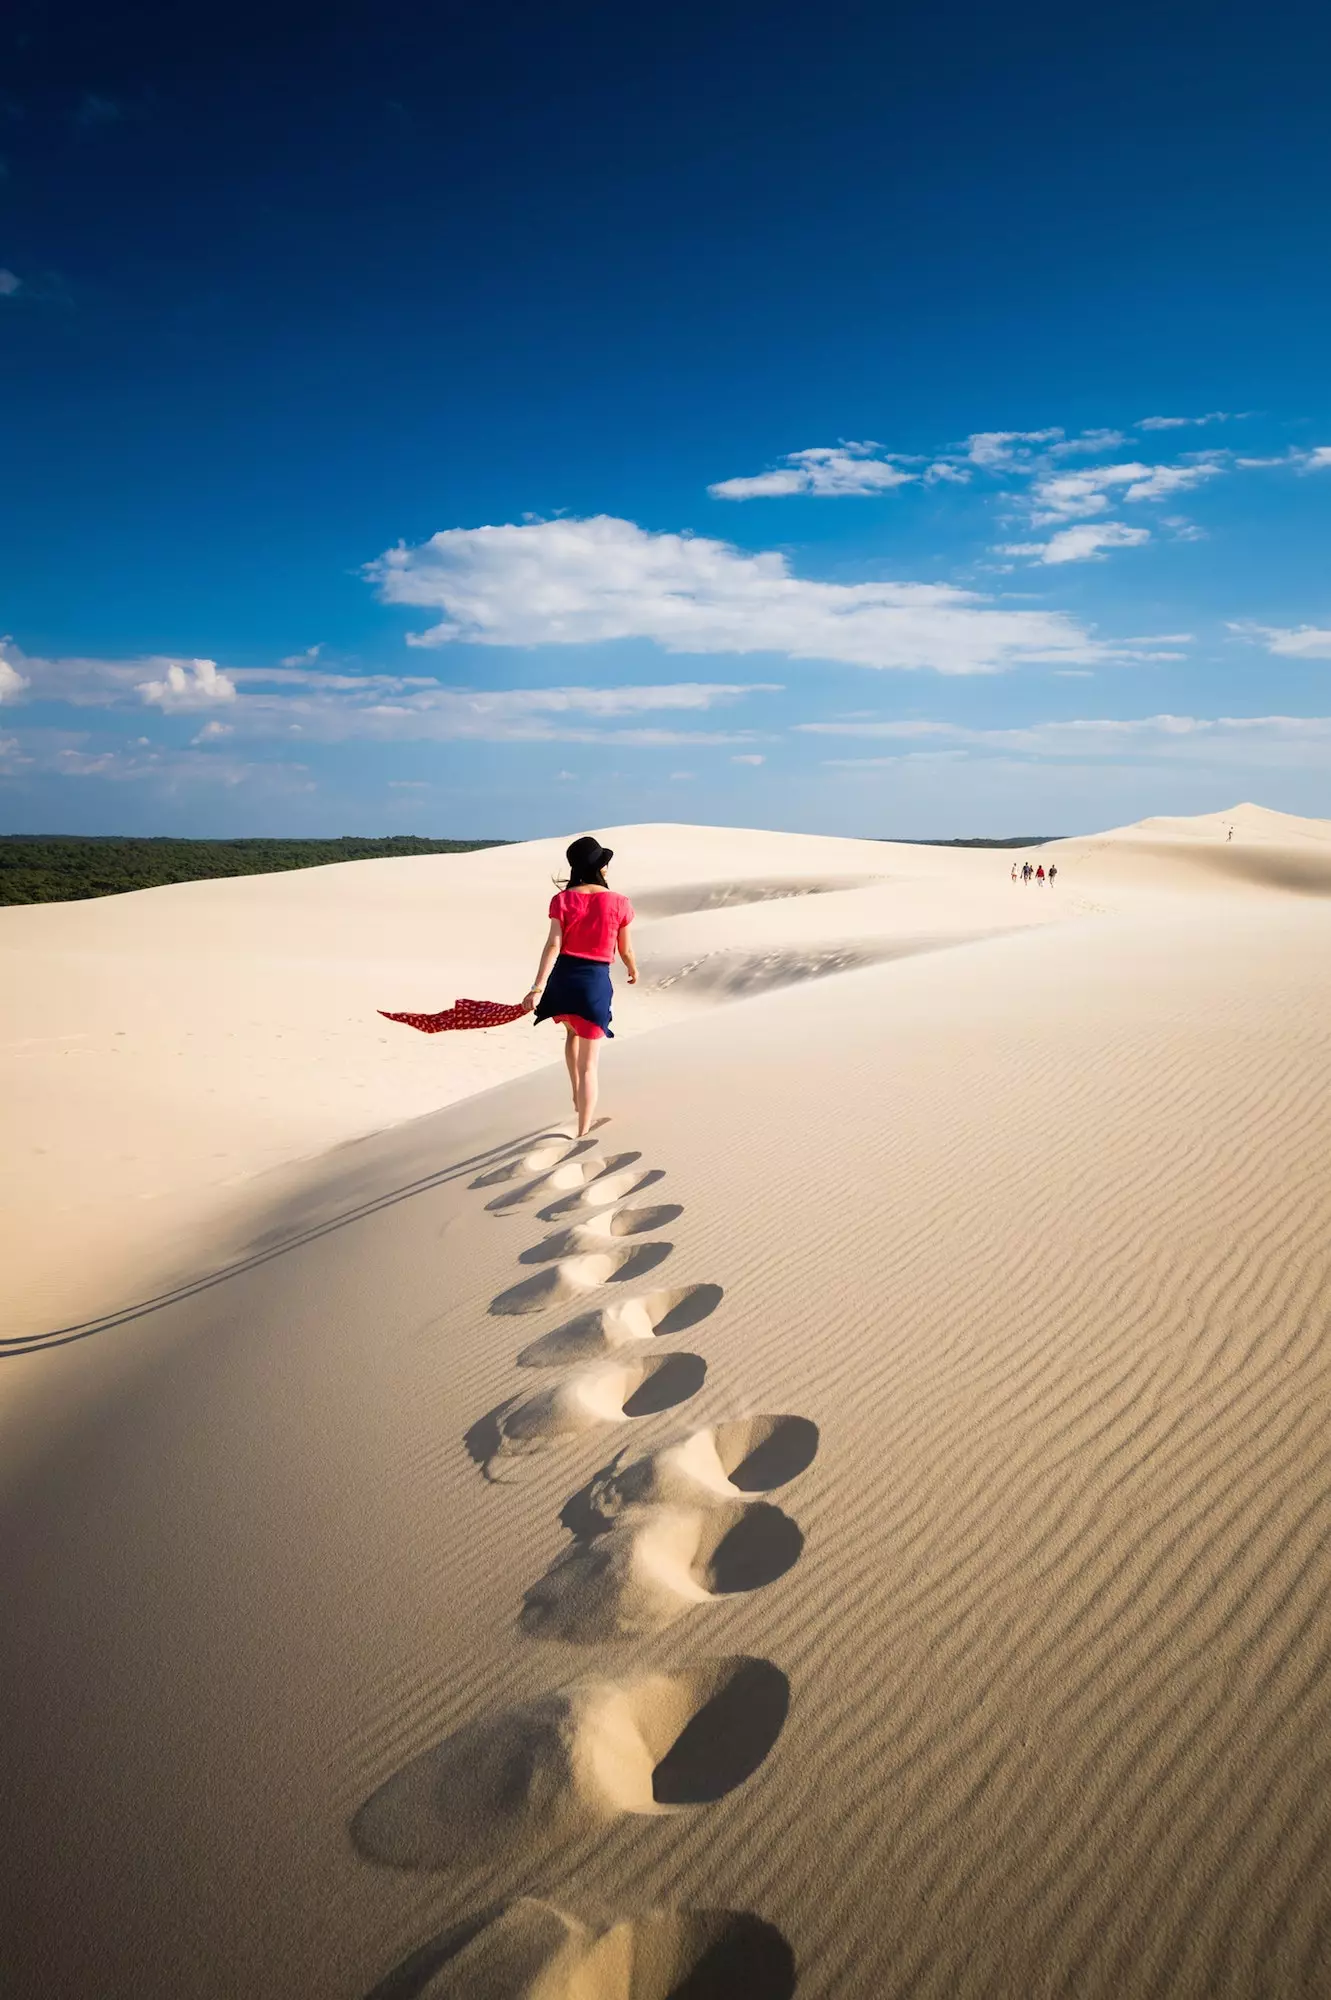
top-left (563, 1027), bottom-right (578, 1123)
top-left (572, 1035), bottom-right (601, 1137)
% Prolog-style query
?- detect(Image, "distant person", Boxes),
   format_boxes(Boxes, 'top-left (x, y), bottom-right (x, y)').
top-left (1011, 861), bottom-right (1018, 882)
top-left (522, 835), bottom-right (637, 1137)
top-left (1227, 826), bottom-right (1233, 842)
top-left (1036, 864), bottom-right (1045, 884)
top-left (1048, 863), bottom-right (1058, 885)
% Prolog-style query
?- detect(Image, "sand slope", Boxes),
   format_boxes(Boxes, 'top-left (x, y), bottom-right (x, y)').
top-left (0, 822), bottom-right (1063, 1336)
top-left (7, 803), bottom-right (1329, 1339)
top-left (5, 805), bottom-right (1331, 1996)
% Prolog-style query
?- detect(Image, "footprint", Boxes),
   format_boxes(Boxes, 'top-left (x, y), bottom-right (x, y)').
top-left (568, 1415), bottom-right (820, 1528)
top-left (521, 1501), bottom-right (804, 1641)
top-left (465, 1353), bottom-right (707, 1474)
top-left (351, 1656), bottom-right (789, 1869)
top-left (515, 1284), bottom-right (723, 1368)
top-left (538, 1166), bottom-right (665, 1221)
top-left (520, 1207), bottom-right (684, 1264)
top-left (488, 1153), bottom-right (644, 1216)
top-left (363, 1897), bottom-right (796, 2000)
top-left (491, 1242), bottom-right (674, 1316)
top-left (471, 1139), bottom-right (591, 1191)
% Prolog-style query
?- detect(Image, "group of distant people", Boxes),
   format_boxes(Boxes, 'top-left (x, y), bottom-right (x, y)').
top-left (1011, 858), bottom-right (1057, 885)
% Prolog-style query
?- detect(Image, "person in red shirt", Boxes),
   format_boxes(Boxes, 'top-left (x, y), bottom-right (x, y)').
top-left (524, 835), bottom-right (637, 1135)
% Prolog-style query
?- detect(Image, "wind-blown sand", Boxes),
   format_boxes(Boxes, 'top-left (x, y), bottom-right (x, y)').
top-left (5, 802), bottom-right (1331, 1996)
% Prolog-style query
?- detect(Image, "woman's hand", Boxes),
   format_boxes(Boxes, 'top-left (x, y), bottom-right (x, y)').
top-left (520, 987), bottom-right (540, 1013)
top-left (625, 967), bottom-right (638, 985)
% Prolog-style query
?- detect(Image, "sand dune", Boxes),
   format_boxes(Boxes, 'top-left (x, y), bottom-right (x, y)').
top-left (6, 803), bottom-right (1331, 1996)
top-left (6, 801), bottom-right (1323, 1339)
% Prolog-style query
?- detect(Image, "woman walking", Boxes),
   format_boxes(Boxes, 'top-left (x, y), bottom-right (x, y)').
top-left (523, 836), bottom-right (637, 1137)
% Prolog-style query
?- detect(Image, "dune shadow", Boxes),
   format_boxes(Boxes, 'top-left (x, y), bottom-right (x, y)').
top-left (724, 1415), bottom-right (821, 1492)
top-left (622, 1349), bottom-right (706, 1416)
top-left (652, 1657), bottom-right (790, 1806)
top-left (463, 1398), bottom-right (520, 1480)
top-left (634, 874), bottom-right (876, 918)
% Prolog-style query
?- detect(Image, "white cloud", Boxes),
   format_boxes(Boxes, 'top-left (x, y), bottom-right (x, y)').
top-left (1028, 457), bottom-right (1226, 524)
top-left (1003, 522), bottom-right (1151, 565)
top-left (387, 779), bottom-right (429, 789)
top-left (1304, 446), bottom-right (1331, 472)
top-left (709, 443), bottom-right (916, 500)
top-left (964, 429), bottom-right (1063, 468)
top-left (731, 752), bottom-right (765, 765)
top-left (0, 269), bottom-right (20, 298)
top-left (136, 658), bottom-right (238, 709)
top-left (280, 644), bottom-right (324, 666)
top-left (1047, 429), bottom-right (1127, 457)
top-left (0, 645), bottom-right (30, 700)
top-left (669, 770), bottom-right (695, 780)
top-left (0, 642), bottom-right (782, 745)
top-left (1234, 623), bottom-right (1331, 659)
top-left (369, 514), bottom-right (1109, 675)
top-left (191, 719), bottom-right (234, 743)
top-left (0, 726), bottom-right (311, 789)
top-left (801, 712), bottom-right (1331, 768)
top-left (923, 461), bottom-right (971, 485)
top-left (1137, 412), bottom-right (1232, 430)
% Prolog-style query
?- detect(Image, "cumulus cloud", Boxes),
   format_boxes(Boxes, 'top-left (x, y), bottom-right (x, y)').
top-left (1304, 446), bottom-right (1331, 472)
top-left (0, 645), bottom-right (30, 700)
top-left (192, 719), bottom-right (234, 743)
top-left (709, 443), bottom-right (916, 500)
top-left (923, 461), bottom-right (971, 484)
top-left (800, 713), bottom-right (1331, 768)
top-left (1028, 458), bottom-right (1226, 523)
top-left (731, 752), bottom-right (765, 764)
top-left (1003, 522), bottom-right (1152, 565)
top-left (963, 429), bottom-right (1064, 468)
top-left (369, 514), bottom-right (1109, 675)
top-left (135, 658), bottom-right (238, 709)
top-left (280, 644), bottom-right (324, 666)
top-left (1233, 623), bottom-right (1331, 659)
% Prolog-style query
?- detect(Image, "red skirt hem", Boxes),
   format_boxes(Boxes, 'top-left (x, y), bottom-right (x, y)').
top-left (553, 1012), bottom-right (606, 1041)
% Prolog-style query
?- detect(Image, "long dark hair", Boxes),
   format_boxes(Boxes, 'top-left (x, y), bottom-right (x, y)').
top-left (563, 834), bottom-right (612, 889)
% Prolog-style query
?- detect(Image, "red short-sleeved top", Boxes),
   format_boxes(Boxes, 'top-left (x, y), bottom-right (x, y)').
top-left (549, 888), bottom-right (635, 961)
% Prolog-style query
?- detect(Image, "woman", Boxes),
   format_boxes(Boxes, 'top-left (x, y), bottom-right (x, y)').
top-left (523, 835), bottom-right (637, 1136)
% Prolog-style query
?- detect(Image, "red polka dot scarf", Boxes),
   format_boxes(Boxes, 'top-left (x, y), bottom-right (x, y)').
top-left (380, 998), bottom-right (529, 1034)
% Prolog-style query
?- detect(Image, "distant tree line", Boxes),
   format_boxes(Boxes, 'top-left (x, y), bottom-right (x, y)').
top-left (895, 836), bottom-right (1057, 849)
top-left (0, 835), bottom-right (510, 906)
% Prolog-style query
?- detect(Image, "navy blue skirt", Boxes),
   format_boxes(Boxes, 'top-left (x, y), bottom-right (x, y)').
top-left (533, 953), bottom-right (615, 1038)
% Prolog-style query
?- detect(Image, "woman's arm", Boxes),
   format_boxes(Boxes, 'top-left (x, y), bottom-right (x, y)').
top-left (523, 919), bottom-right (562, 1010)
top-left (617, 922), bottom-right (638, 985)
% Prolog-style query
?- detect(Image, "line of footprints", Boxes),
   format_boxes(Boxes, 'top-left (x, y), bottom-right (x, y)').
top-left (352, 1132), bottom-right (819, 1998)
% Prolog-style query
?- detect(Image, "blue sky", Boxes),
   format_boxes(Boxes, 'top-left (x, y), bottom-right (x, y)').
top-left (2, 0), bottom-right (1330, 838)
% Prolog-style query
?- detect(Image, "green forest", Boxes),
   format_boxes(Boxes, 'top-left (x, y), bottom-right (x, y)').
top-left (0, 835), bottom-right (508, 906)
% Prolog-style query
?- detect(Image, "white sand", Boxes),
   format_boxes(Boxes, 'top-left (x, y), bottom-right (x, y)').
top-left (5, 801), bottom-right (1331, 1996)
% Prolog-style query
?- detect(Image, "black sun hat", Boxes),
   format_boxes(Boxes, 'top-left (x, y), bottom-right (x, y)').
top-left (566, 834), bottom-right (614, 877)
